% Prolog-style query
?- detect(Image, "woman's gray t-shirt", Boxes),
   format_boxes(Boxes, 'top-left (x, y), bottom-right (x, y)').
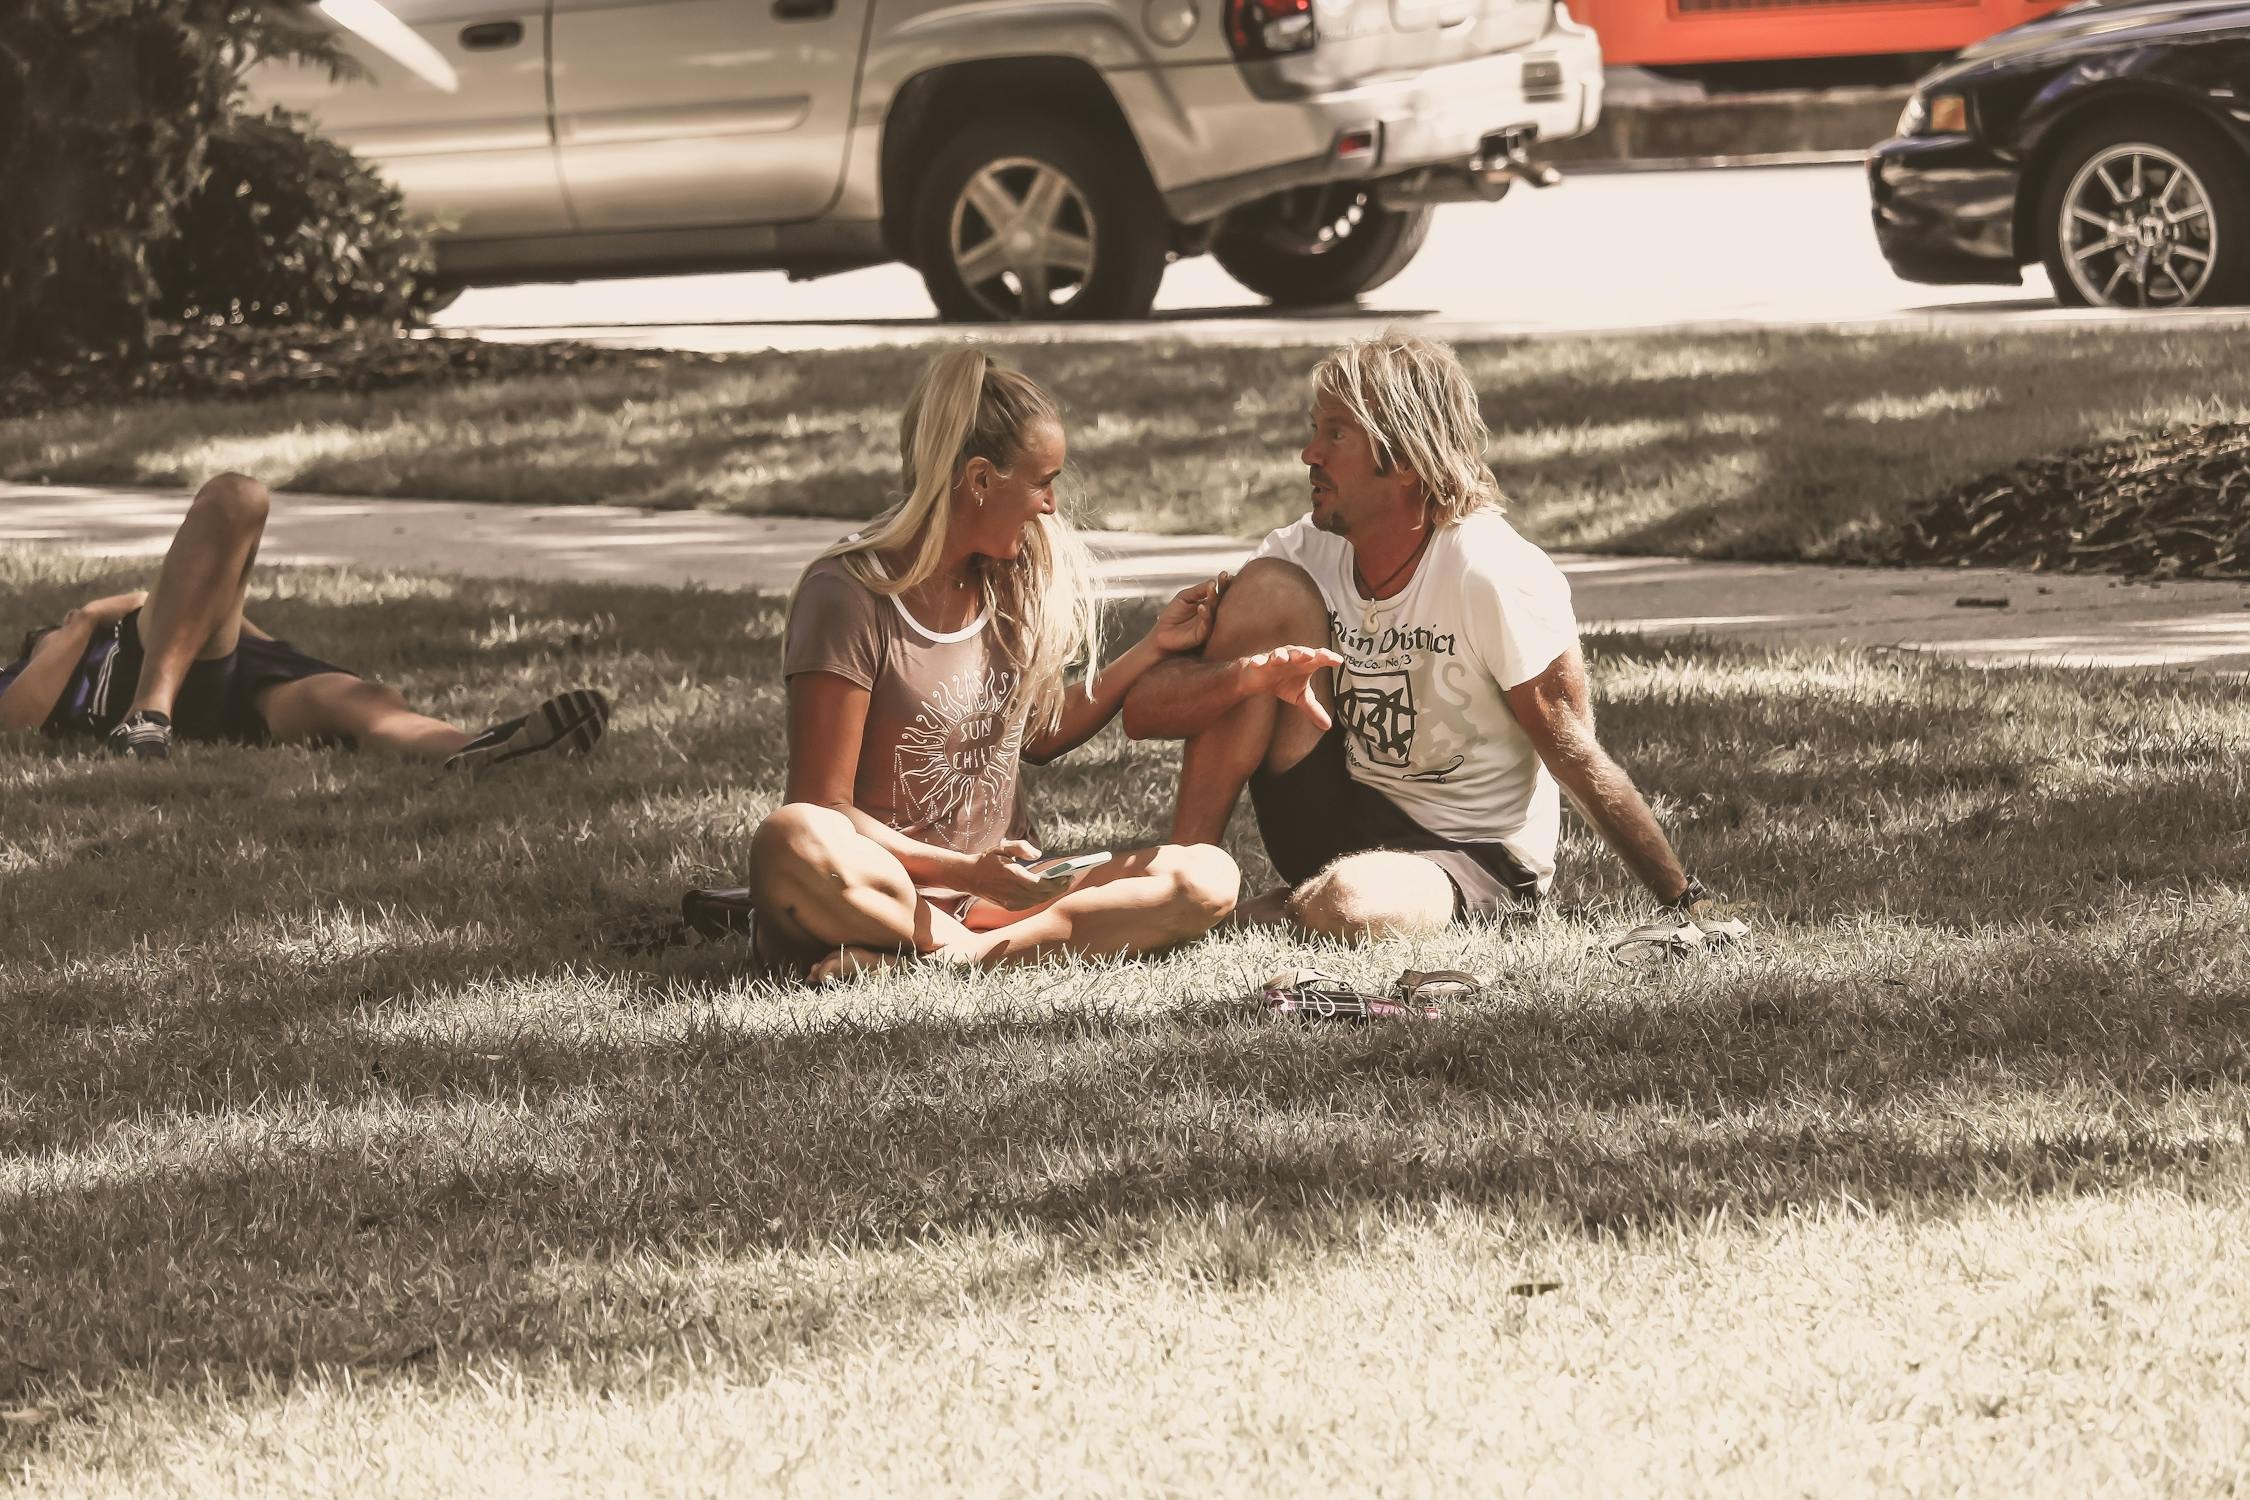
top-left (781, 556), bottom-right (1026, 856)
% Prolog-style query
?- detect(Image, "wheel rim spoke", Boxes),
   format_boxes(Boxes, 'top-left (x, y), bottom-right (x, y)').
top-left (2070, 235), bottom-right (2125, 264)
top-left (1044, 230), bottom-right (1095, 275)
top-left (2174, 243), bottom-right (2213, 265)
top-left (2168, 203), bottom-right (2210, 228)
top-left (2128, 152), bottom-right (2145, 202)
top-left (2070, 206), bottom-right (2113, 233)
top-left (1019, 259), bottom-right (1053, 315)
top-left (954, 237), bottom-right (1012, 289)
top-left (963, 174), bottom-right (1020, 236)
top-left (2161, 263), bottom-right (2191, 301)
top-left (1019, 169), bottom-right (1070, 235)
top-left (2095, 162), bottom-right (2129, 206)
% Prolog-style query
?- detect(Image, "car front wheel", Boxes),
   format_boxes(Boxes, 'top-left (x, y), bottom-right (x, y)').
top-left (2038, 115), bottom-right (2250, 310)
top-left (911, 116), bottom-right (1168, 322)
top-left (1211, 186), bottom-right (1433, 307)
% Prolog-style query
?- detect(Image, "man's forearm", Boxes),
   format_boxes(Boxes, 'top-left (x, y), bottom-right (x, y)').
top-left (1120, 654), bottom-right (1253, 740)
top-left (0, 616), bottom-right (96, 733)
top-left (1554, 756), bottom-right (1691, 903)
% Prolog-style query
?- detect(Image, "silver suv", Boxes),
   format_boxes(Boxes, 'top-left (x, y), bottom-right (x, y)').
top-left (251, 0), bottom-right (1602, 319)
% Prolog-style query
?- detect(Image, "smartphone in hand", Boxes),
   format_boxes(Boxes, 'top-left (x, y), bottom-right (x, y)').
top-left (1021, 851), bottom-right (1113, 884)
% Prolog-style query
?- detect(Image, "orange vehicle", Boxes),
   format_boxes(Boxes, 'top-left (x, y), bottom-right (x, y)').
top-left (1570, 0), bottom-right (2080, 89)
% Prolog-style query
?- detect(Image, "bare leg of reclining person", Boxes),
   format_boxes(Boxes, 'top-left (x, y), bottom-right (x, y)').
top-left (747, 804), bottom-right (1238, 981)
top-left (114, 474), bottom-right (604, 766)
top-left (120, 473), bottom-right (267, 726)
top-left (1168, 557), bottom-right (1455, 941)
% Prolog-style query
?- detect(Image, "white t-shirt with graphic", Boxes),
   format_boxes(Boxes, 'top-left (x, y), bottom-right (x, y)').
top-left (1253, 509), bottom-right (1578, 890)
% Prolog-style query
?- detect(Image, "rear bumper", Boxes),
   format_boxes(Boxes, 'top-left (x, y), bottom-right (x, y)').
top-left (1868, 133), bottom-right (2025, 287)
top-left (1143, 11), bottom-right (1603, 223)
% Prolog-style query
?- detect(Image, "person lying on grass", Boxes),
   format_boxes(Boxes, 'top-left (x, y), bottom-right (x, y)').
top-left (745, 347), bottom-right (1240, 984)
top-left (0, 473), bottom-right (610, 769)
top-left (1123, 332), bottom-right (1733, 943)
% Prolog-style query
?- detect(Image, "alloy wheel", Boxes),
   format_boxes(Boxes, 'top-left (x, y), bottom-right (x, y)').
top-left (948, 158), bottom-right (1098, 319)
top-left (2058, 143), bottom-right (2219, 308)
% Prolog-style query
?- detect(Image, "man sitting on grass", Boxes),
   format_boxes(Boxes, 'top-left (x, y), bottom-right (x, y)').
top-left (1123, 333), bottom-right (1732, 942)
top-left (0, 473), bottom-right (610, 769)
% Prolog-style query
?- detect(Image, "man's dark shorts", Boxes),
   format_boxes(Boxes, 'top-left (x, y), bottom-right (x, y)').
top-left (94, 608), bottom-right (357, 744)
top-left (1248, 725), bottom-right (1540, 919)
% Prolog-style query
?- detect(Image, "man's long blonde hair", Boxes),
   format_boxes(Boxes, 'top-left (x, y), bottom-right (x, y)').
top-left (1312, 333), bottom-right (1502, 525)
top-left (818, 347), bottom-right (1100, 735)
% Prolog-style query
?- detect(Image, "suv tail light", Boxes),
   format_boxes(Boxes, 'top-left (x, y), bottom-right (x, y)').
top-left (1226, 0), bottom-right (1316, 60)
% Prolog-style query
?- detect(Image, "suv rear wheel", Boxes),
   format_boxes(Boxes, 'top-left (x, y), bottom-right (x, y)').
top-left (912, 115), bottom-right (1168, 322)
top-left (1212, 186), bottom-right (1433, 307)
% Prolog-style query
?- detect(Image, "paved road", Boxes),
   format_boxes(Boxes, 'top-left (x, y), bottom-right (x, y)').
top-left (13, 484), bottom-right (2250, 674)
top-left (437, 163), bottom-right (2084, 353)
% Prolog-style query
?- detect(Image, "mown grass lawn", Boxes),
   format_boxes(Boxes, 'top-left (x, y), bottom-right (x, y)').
top-left (5, 547), bottom-right (2250, 1494)
top-left (6, 323), bottom-right (2250, 563)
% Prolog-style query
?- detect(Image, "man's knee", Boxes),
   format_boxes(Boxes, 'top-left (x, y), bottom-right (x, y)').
top-left (1289, 851), bottom-right (1454, 941)
top-left (1153, 842), bottom-right (1240, 935)
top-left (1210, 558), bottom-right (1327, 650)
top-left (192, 473), bottom-right (270, 534)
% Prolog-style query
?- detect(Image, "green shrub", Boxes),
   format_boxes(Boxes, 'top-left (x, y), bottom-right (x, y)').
top-left (0, 1), bottom-right (339, 362)
top-left (152, 107), bottom-right (440, 330)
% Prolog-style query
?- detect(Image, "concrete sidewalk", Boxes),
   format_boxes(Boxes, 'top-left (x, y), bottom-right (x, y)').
top-left (9, 482), bottom-right (2250, 674)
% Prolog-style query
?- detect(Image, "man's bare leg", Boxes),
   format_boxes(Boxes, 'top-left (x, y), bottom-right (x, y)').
top-left (257, 674), bottom-right (473, 759)
top-left (1172, 558), bottom-right (1336, 844)
top-left (126, 474), bottom-right (269, 719)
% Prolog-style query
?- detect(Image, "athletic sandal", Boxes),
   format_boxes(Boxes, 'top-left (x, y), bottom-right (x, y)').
top-left (105, 709), bottom-right (174, 761)
top-left (445, 688), bottom-right (611, 774)
top-left (1608, 910), bottom-right (1751, 967)
top-left (1262, 966), bottom-right (1455, 1023)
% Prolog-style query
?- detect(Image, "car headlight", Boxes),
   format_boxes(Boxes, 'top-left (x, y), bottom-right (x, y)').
top-left (1899, 91), bottom-right (1970, 137)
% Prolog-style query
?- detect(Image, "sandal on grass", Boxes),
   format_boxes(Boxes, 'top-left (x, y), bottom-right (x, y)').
top-left (595, 886), bottom-right (793, 981)
top-left (1261, 966), bottom-right (1477, 1022)
top-left (1607, 910), bottom-right (1752, 968)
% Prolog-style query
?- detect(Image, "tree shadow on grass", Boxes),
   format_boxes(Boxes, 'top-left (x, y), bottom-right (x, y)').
top-left (4, 935), bottom-right (2247, 1405)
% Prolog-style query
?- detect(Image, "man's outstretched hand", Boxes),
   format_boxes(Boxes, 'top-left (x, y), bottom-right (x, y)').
top-left (1241, 645), bottom-right (1343, 730)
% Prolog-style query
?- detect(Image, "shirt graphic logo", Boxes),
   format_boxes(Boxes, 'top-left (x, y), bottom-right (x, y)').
top-left (1337, 668), bottom-right (1416, 768)
top-left (895, 664), bottom-right (1021, 832)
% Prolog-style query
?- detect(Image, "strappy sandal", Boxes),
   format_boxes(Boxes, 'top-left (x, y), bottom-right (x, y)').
top-left (1607, 910), bottom-right (1751, 968)
top-left (1262, 966), bottom-right (1477, 1022)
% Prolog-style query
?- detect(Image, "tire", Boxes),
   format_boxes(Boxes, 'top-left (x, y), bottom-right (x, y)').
top-left (1211, 186), bottom-right (1433, 307)
top-left (2037, 112), bottom-right (2250, 310)
top-left (911, 114), bottom-right (1168, 322)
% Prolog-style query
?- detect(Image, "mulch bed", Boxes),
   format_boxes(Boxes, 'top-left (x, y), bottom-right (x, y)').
top-left (1900, 422), bottom-right (2250, 580)
top-left (0, 323), bottom-right (726, 420)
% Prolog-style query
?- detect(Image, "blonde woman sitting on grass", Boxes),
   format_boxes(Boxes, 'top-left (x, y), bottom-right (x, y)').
top-left (745, 347), bottom-right (1240, 983)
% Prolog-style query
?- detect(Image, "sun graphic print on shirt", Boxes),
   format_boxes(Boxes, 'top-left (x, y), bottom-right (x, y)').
top-left (893, 663), bottom-right (1023, 838)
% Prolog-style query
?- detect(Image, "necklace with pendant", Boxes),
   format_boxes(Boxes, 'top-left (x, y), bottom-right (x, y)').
top-left (1355, 526), bottom-right (1431, 632)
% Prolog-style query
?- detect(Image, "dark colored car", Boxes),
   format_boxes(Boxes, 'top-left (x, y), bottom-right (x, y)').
top-left (1869, 0), bottom-right (2250, 308)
